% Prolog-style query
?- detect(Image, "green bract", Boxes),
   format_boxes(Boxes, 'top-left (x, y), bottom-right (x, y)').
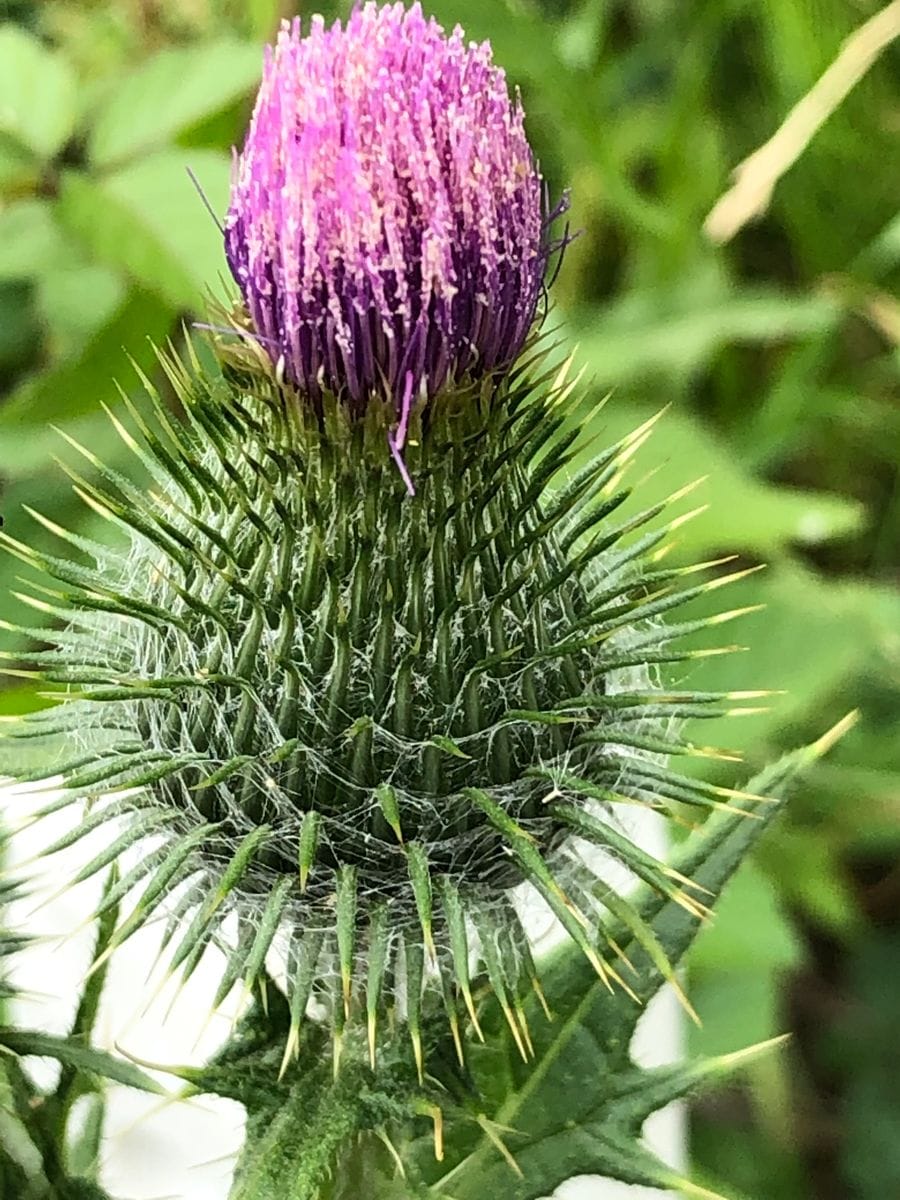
top-left (0, 333), bottom-right (762, 1079)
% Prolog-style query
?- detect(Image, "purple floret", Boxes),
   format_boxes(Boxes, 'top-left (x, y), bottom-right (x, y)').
top-left (225, 2), bottom-right (558, 418)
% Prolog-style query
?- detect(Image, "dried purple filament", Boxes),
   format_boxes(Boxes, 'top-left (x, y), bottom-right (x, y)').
top-left (225, 2), bottom-right (558, 418)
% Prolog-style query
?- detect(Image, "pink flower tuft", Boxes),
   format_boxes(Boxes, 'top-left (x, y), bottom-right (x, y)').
top-left (225, 2), bottom-right (562, 415)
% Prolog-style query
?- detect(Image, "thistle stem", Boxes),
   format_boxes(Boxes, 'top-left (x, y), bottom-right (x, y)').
top-left (228, 1068), bottom-right (401, 1200)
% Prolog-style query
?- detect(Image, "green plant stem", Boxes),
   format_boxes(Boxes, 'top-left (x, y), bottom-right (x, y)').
top-left (227, 1066), bottom-right (389, 1200)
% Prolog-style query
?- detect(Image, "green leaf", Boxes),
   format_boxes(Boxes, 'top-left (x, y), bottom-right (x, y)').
top-left (425, 721), bottom-right (852, 1199)
top-left (689, 972), bottom-right (782, 1067)
top-left (0, 134), bottom-right (38, 192)
top-left (569, 288), bottom-right (840, 388)
top-left (240, 0), bottom-right (289, 41)
top-left (762, 825), bottom-right (859, 934)
top-left (677, 564), bottom-right (900, 752)
top-left (841, 937), bottom-right (900, 1197)
top-left (57, 150), bottom-right (232, 311)
top-left (688, 863), bottom-right (803, 1057)
top-left (0, 26), bottom-right (77, 159)
top-left (0, 200), bottom-right (66, 282)
top-left (0, 288), bottom-right (172, 432)
top-left (0, 301), bottom-right (169, 683)
top-left (0, 279), bottom-right (37, 372)
top-left (855, 208), bottom-right (900, 278)
top-left (89, 39), bottom-right (261, 168)
top-left (563, 401), bottom-right (864, 559)
top-left (690, 862), bottom-right (802, 976)
top-left (0, 1029), bottom-right (167, 1095)
top-left (36, 264), bottom-right (125, 358)
top-left (65, 1090), bottom-right (106, 1180)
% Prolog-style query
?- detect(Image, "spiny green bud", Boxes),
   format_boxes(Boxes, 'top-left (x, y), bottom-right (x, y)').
top-left (0, 5), bottom-right (761, 1083)
top-left (0, 339), bottom-right (757, 1077)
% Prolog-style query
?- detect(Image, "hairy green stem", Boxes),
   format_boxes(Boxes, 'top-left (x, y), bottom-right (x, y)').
top-left (228, 1067), bottom-right (388, 1200)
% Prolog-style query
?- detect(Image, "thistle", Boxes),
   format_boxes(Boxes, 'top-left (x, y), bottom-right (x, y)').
top-left (224, 4), bottom-right (556, 414)
top-left (3, 3), bottom-right (761, 1091)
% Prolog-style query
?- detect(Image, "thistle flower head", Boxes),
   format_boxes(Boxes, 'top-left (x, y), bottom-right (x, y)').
top-left (2, 7), bottom-right (751, 1085)
top-left (225, 2), bottom-right (553, 413)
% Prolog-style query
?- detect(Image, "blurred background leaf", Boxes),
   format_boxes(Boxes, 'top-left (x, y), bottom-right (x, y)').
top-left (0, 1), bottom-right (898, 1198)
top-left (57, 148), bottom-right (233, 309)
top-left (0, 25), bottom-right (77, 159)
top-left (87, 37), bottom-right (261, 166)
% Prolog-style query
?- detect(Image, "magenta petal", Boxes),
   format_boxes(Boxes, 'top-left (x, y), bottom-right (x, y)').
top-left (224, 2), bottom-right (556, 413)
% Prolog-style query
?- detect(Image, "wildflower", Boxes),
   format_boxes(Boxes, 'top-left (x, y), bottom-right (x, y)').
top-left (4, 4), bottom-right (744, 1082)
top-left (225, 3), bottom-right (553, 415)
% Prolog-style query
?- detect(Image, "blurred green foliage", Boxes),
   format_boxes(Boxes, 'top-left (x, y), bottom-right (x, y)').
top-left (0, 1), bottom-right (897, 1197)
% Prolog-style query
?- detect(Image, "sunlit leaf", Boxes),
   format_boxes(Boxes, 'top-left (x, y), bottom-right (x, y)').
top-left (0, 199), bottom-right (66, 281)
top-left (563, 401), bottom-right (864, 558)
top-left (570, 289), bottom-right (840, 389)
top-left (57, 150), bottom-right (232, 311)
top-left (0, 25), bottom-right (77, 159)
top-left (89, 38), bottom-right (261, 167)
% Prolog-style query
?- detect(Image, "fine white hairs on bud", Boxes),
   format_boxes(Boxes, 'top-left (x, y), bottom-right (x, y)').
top-left (1, 341), bottom-right (754, 1075)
